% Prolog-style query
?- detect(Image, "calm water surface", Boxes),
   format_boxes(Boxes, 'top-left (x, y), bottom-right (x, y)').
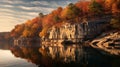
top-left (0, 42), bottom-right (120, 67)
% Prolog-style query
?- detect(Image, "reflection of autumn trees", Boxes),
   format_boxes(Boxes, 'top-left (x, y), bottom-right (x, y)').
top-left (10, 46), bottom-right (54, 67)
top-left (11, 46), bottom-right (41, 64)
top-left (10, 45), bottom-right (115, 67)
top-left (10, 0), bottom-right (120, 38)
top-left (11, 45), bottom-right (83, 67)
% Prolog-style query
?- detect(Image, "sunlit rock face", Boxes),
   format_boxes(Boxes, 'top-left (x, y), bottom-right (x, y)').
top-left (49, 23), bottom-right (84, 41)
top-left (43, 19), bottom-right (109, 42)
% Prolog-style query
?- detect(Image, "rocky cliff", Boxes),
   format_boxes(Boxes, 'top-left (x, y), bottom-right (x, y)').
top-left (42, 19), bottom-right (110, 42)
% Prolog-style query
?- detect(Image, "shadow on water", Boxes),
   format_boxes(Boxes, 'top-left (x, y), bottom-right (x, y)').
top-left (7, 42), bottom-right (120, 67)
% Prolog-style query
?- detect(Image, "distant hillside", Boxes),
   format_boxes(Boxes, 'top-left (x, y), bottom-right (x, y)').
top-left (0, 32), bottom-right (9, 36)
top-left (0, 32), bottom-right (12, 41)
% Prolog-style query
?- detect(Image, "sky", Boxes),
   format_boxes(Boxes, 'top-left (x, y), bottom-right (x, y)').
top-left (0, 0), bottom-right (79, 32)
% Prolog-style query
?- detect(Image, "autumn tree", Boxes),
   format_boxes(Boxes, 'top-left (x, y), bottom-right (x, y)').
top-left (39, 14), bottom-right (55, 37)
top-left (89, 0), bottom-right (104, 17)
top-left (39, 13), bottom-right (44, 18)
top-left (42, 7), bottom-right (62, 27)
top-left (61, 3), bottom-right (81, 20)
top-left (75, 1), bottom-right (90, 16)
top-left (104, 0), bottom-right (116, 15)
top-left (51, 7), bottom-right (63, 23)
top-left (39, 26), bottom-right (49, 37)
top-left (110, 0), bottom-right (120, 29)
top-left (39, 7), bottom-right (63, 37)
top-left (10, 24), bottom-right (25, 38)
top-left (111, 1), bottom-right (120, 18)
top-left (22, 17), bottom-right (42, 37)
top-left (105, 0), bottom-right (115, 10)
top-left (96, 0), bottom-right (105, 4)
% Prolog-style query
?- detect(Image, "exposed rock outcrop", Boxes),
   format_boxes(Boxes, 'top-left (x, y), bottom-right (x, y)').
top-left (42, 19), bottom-right (109, 43)
top-left (91, 31), bottom-right (120, 56)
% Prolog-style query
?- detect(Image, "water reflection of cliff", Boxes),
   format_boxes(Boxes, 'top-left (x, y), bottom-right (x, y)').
top-left (10, 43), bottom-right (113, 67)
top-left (39, 45), bottom-right (83, 63)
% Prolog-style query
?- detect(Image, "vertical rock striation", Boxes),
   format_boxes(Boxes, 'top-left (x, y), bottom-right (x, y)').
top-left (42, 19), bottom-right (110, 42)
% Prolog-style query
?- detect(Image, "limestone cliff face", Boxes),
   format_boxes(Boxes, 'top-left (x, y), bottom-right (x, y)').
top-left (43, 19), bottom-right (109, 42)
top-left (49, 23), bottom-right (83, 40)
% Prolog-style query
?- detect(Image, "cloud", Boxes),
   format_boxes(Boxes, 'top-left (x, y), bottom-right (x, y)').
top-left (0, 8), bottom-right (15, 13)
top-left (2, 5), bottom-right (14, 8)
top-left (29, 1), bottom-right (49, 6)
top-left (17, 6), bottom-right (54, 13)
top-left (0, 0), bottom-right (24, 4)
top-left (18, 6), bottom-right (32, 10)
top-left (0, 0), bottom-right (79, 32)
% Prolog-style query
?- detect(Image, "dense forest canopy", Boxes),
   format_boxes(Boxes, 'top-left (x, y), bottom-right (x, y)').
top-left (10, 0), bottom-right (120, 38)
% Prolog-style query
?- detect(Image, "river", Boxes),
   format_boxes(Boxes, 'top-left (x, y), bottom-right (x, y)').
top-left (0, 42), bottom-right (120, 67)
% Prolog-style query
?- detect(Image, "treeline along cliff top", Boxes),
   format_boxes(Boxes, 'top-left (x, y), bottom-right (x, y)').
top-left (10, 0), bottom-right (120, 39)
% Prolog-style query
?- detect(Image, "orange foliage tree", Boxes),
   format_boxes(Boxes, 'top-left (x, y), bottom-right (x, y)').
top-left (61, 3), bottom-right (81, 20)
top-left (11, 16), bottom-right (42, 38)
top-left (75, 1), bottom-right (90, 16)
top-left (112, 1), bottom-right (120, 16)
top-left (22, 17), bottom-right (42, 37)
top-left (39, 7), bottom-right (63, 37)
top-left (10, 24), bottom-right (25, 38)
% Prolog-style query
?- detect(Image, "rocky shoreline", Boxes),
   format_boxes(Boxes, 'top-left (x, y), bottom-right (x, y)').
top-left (90, 31), bottom-right (120, 56)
